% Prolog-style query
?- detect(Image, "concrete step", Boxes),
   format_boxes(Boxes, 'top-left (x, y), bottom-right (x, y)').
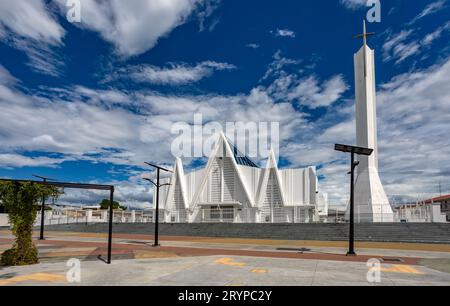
top-left (43, 223), bottom-right (450, 244)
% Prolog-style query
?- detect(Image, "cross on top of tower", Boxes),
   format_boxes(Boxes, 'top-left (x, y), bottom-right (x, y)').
top-left (354, 19), bottom-right (375, 46)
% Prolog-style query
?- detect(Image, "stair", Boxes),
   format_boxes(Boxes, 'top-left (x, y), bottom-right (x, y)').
top-left (44, 223), bottom-right (450, 244)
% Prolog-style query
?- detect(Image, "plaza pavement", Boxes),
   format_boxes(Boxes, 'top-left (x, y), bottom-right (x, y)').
top-left (0, 230), bottom-right (449, 286)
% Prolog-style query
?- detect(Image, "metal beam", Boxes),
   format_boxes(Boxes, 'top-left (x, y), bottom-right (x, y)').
top-left (0, 179), bottom-right (113, 190)
top-left (0, 177), bottom-right (115, 264)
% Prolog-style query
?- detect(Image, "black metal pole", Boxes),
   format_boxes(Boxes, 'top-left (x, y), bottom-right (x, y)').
top-left (39, 178), bottom-right (47, 240)
top-left (153, 168), bottom-right (160, 247)
top-left (107, 187), bottom-right (114, 264)
top-left (347, 152), bottom-right (356, 256)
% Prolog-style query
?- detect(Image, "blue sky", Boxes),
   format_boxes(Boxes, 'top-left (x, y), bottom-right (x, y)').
top-left (0, 0), bottom-right (449, 208)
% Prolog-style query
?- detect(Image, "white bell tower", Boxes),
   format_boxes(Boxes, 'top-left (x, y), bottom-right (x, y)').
top-left (350, 20), bottom-right (394, 223)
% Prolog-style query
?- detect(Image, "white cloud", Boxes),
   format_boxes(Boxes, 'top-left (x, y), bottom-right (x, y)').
top-left (340, 0), bottom-right (368, 10)
top-left (11, 38), bottom-right (65, 77)
top-left (0, 65), bottom-right (18, 86)
top-left (55, 0), bottom-right (203, 57)
top-left (262, 51), bottom-right (301, 80)
top-left (383, 23), bottom-right (450, 64)
top-left (0, 65), bottom-right (306, 173)
top-left (0, 154), bottom-right (69, 169)
top-left (274, 28), bottom-right (296, 38)
top-left (409, 0), bottom-right (447, 24)
top-left (0, 1), bottom-right (64, 44)
top-left (196, 0), bottom-right (221, 32)
top-left (110, 61), bottom-right (236, 85)
top-left (382, 30), bottom-right (419, 64)
top-left (0, 1), bottom-right (66, 76)
top-left (260, 51), bottom-right (348, 109)
top-left (421, 21), bottom-right (450, 45)
top-left (287, 75), bottom-right (349, 109)
top-left (246, 43), bottom-right (260, 49)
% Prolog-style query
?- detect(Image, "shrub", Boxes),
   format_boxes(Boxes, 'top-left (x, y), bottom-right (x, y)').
top-left (0, 182), bottom-right (60, 266)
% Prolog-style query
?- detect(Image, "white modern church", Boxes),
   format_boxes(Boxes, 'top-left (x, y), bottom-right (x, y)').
top-left (155, 133), bottom-right (328, 224)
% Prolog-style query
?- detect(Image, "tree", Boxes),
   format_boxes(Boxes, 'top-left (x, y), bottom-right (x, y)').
top-left (0, 182), bottom-right (60, 266)
top-left (99, 199), bottom-right (126, 211)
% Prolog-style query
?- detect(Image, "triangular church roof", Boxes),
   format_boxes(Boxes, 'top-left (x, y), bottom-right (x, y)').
top-left (224, 136), bottom-right (259, 168)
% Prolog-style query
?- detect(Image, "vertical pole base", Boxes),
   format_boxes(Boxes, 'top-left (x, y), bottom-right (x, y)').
top-left (346, 251), bottom-right (357, 257)
top-left (152, 244), bottom-right (160, 247)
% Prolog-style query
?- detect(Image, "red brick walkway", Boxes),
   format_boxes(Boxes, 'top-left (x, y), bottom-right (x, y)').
top-left (0, 236), bottom-right (421, 265)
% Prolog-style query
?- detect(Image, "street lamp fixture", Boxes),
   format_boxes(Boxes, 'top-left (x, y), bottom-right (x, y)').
top-left (32, 174), bottom-right (56, 240)
top-left (143, 163), bottom-right (173, 247)
top-left (334, 144), bottom-right (373, 256)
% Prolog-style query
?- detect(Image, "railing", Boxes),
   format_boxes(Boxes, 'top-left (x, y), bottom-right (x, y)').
top-left (201, 208), bottom-right (236, 223)
top-left (34, 209), bottom-right (157, 226)
top-left (29, 204), bottom-right (447, 226)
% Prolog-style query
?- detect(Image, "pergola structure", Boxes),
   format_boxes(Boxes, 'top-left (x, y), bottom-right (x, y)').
top-left (0, 178), bottom-right (115, 264)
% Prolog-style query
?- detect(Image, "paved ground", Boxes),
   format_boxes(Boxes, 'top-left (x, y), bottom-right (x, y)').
top-left (0, 230), bottom-right (449, 286)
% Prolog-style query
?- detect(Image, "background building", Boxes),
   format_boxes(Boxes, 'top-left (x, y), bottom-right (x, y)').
top-left (394, 195), bottom-right (449, 223)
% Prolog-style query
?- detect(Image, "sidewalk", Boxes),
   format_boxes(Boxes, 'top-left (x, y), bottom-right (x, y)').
top-left (1, 230), bottom-right (450, 264)
top-left (1, 230), bottom-right (450, 286)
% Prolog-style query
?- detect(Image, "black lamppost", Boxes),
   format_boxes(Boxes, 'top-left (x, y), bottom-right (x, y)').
top-left (143, 162), bottom-right (172, 247)
top-left (33, 174), bottom-right (56, 240)
top-left (334, 144), bottom-right (373, 256)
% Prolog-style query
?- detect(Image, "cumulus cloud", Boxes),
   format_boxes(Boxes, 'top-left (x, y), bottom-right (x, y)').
top-left (421, 21), bottom-right (450, 46)
top-left (196, 0), bottom-right (221, 32)
top-left (274, 28), bottom-right (296, 38)
top-left (0, 1), bottom-right (66, 76)
top-left (0, 65), bottom-right (18, 86)
top-left (258, 51), bottom-right (348, 109)
top-left (0, 154), bottom-right (69, 169)
top-left (382, 30), bottom-right (420, 64)
top-left (340, 0), bottom-right (368, 10)
top-left (409, 0), bottom-right (447, 25)
top-left (55, 0), bottom-right (204, 57)
top-left (0, 1), bottom-right (64, 44)
top-left (0, 65), bottom-right (306, 171)
top-left (383, 23), bottom-right (450, 64)
top-left (287, 75), bottom-right (349, 109)
top-left (262, 51), bottom-right (301, 80)
top-left (246, 43), bottom-right (260, 49)
top-left (108, 61), bottom-right (236, 85)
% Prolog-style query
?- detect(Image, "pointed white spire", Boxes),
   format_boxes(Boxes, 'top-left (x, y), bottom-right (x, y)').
top-left (266, 148), bottom-right (278, 169)
top-left (351, 20), bottom-right (394, 222)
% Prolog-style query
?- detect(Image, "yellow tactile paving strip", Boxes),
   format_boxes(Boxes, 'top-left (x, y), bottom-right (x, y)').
top-left (133, 250), bottom-right (179, 259)
top-left (215, 257), bottom-right (247, 267)
top-left (381, 265), bottom-right (425, 275)
top-left (0, 273), bottom-right (66, 286)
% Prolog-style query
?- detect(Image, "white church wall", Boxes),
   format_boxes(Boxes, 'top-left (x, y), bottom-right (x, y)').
top-left (237, 165), bottom-right (263, 206)
top-left (185, 169), bottom-right (205, 204)
top-left (309, 167), bottom-right (318, 205)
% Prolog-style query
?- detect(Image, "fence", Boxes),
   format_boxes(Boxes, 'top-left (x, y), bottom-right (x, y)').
top-left (34, 209), bottom-right (157, 226)
top-left (24, 204), bottom-right (448, 227)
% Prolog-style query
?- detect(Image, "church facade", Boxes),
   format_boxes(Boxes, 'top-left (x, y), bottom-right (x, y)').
top-left (154, 133), bottom-right (328, 223)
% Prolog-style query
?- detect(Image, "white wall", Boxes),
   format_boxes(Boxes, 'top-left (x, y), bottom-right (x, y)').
top-left (0, 214), bottom-right (9, 227)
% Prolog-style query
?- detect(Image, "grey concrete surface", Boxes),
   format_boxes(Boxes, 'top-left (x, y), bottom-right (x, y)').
top-left (1, 255), bottom-right (449, 286)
